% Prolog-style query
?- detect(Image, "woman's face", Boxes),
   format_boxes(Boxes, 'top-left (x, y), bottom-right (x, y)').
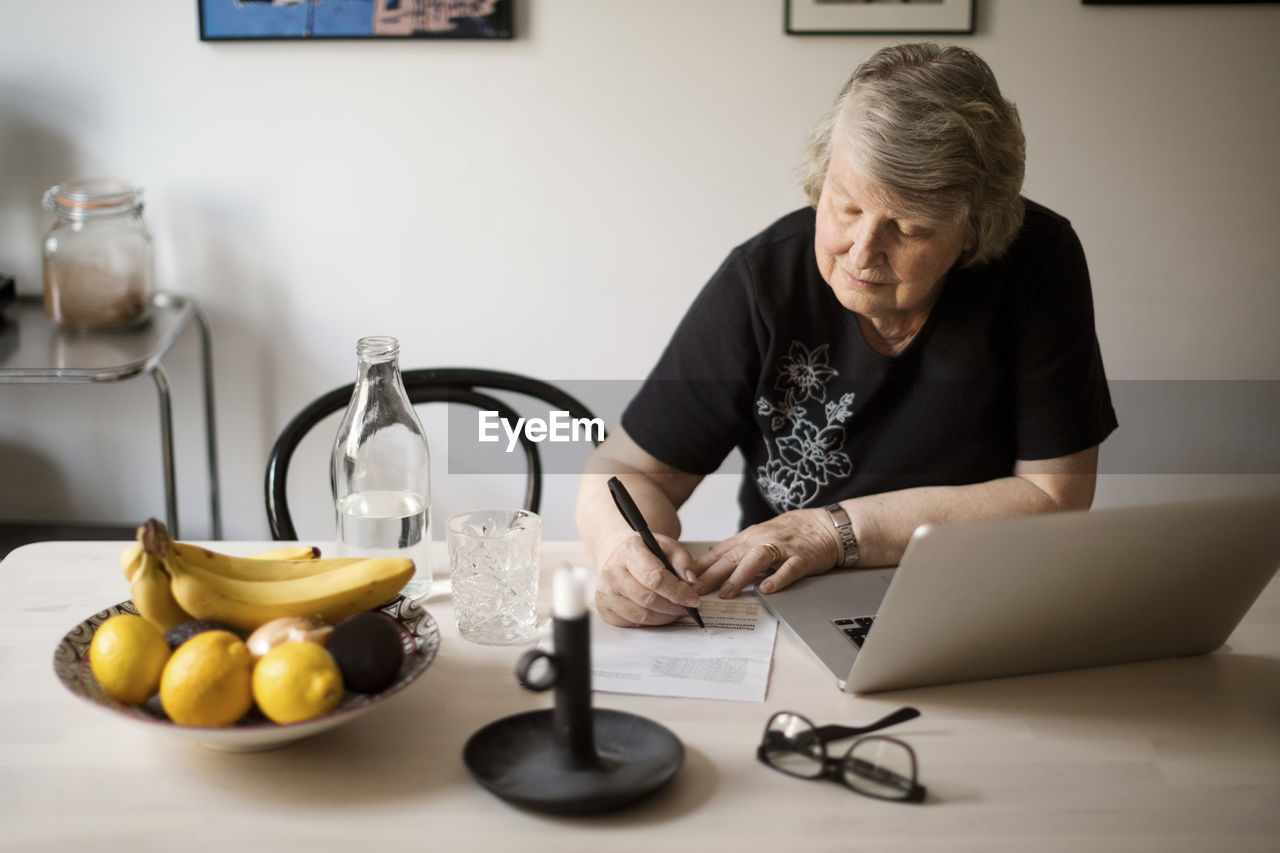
top-left (814, 131), bottom-right (970, 331)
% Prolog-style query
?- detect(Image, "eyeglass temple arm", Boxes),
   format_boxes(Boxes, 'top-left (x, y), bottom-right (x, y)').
top-left (845, 756), bottom-right (928, 803)
top-left (809, 706), bottom-right (921, 744)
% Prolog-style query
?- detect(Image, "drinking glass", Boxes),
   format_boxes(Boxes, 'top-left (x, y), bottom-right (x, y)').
top-left (447, 508), bottom-right (541, 644)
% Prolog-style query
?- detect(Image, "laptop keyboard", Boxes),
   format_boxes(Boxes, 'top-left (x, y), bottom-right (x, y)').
top-left (832, 616), bottom-right (876, 647)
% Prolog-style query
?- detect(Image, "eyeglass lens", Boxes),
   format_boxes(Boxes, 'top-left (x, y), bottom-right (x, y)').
top-left (844, 736), bottom-right (917, 799)
top-left (762, 712), bottom-right (825, 778)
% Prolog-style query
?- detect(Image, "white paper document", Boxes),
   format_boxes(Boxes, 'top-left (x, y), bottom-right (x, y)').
top-left (588, 597), bottom-right (779, 702)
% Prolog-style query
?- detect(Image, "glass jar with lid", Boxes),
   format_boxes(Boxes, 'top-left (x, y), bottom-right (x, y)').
top-left (42, 178), bottom-right (155, 328)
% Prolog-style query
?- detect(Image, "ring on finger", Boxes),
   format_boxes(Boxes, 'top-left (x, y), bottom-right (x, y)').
top-left (760, 542), bottom-right (782, 567)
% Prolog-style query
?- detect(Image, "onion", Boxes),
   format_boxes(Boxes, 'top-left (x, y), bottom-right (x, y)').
top-left (245, 617), bottom-right (333, 658)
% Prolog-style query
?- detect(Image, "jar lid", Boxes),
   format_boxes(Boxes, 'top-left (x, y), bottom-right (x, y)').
top-left (43, 178), bottom-right (143, 220)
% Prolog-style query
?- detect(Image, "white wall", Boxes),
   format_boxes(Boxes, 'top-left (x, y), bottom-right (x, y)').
top-left (2, 0), bottom-right (1278, 543)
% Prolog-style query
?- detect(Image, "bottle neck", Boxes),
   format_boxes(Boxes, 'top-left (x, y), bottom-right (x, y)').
top-left (355, 336), bottom-right (401, 383)
top-left (356, 335), bottom-right (399, 364)
top-left (334, 333), bottom-right (428, 500)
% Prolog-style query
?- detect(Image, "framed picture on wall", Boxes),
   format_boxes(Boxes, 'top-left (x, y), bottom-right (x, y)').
top-left (198, 0), bottom-right (513, 41)
top-left (1083, 2), bottom-right (1275, 5)
top-left (785, 0), bottom-right (976, 35)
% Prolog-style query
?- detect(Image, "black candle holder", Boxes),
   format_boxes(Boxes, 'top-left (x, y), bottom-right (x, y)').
top-left (462, 611), bottom-right (684, 814)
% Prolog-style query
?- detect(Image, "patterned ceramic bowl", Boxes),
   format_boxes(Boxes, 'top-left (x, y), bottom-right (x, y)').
top-left (53, 596), bottom-right (439, 752)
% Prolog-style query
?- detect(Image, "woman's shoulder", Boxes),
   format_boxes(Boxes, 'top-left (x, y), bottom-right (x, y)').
top-left (1012, 198), bottom-right (1082, 254)
top-left (962, 198), bottom-right (1094, 330)
top-left (718, 207), bottom-right (820, 296)
top-left (964, 198), bottom-right (1087, 294)
top-left (734, 206), bottom-right (816, 255)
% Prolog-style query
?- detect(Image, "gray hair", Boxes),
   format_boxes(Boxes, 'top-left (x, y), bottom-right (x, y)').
top-left (800, 43), bottom-right (1026, 267)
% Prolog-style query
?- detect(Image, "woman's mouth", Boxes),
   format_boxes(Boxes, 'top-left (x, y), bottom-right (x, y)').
top-left (844, 269), bottom-right (893, 289)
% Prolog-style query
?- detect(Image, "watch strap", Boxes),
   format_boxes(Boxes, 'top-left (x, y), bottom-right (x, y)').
top-left (824, 503), bottom-right (860, 569)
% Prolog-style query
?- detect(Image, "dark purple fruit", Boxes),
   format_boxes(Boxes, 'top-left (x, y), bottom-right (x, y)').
top-left (327, 611), bottom-right (405, 694)
top-left (164, 619), bottom-right (235, 649)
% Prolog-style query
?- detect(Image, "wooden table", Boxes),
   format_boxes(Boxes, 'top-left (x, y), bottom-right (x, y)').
top-left (1, 540), bottom-right (1277, 852)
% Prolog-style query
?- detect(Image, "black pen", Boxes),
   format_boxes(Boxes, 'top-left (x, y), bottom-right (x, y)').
top-left (606, 476), bottom-right (707, 631)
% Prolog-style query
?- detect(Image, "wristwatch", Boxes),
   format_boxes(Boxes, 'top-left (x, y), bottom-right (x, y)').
top-left (824, 503), bottom-right (860, 569)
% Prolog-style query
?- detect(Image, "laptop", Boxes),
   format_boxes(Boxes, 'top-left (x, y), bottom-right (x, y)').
top-left (754, 494), bottom-right (1280, 694)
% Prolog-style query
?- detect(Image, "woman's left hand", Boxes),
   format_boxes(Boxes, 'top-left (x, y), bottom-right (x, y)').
top-left (691, 508), bottom-right (843, 599)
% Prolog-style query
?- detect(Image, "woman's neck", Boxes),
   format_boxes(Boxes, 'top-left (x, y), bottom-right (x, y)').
top-left (857, 304), bottom-right (936, 356)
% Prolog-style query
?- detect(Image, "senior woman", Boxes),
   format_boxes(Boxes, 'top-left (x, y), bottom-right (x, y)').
top-left (576, 43), bottom-right (1117, 628)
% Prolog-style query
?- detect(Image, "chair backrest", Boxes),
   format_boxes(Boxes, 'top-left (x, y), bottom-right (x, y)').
top-left (265, 367), bottom-right (605, 540)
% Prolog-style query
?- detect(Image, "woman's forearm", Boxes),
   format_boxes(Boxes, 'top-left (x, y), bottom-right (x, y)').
top-left (842, 447), bottom-right (1099, 567)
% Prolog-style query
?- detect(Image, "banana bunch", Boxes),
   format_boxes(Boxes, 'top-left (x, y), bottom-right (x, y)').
top-left (121, 542), bottom-right (193, 631)
top-left (123, 519), bottom-right (415, 634)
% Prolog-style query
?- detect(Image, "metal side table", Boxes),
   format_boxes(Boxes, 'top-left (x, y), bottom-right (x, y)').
top-left (0, 292), bottom-right (221, 538)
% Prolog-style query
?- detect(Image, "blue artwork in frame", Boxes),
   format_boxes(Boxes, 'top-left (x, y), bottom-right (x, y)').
top-left (198, 0), bottom-right (512, 41)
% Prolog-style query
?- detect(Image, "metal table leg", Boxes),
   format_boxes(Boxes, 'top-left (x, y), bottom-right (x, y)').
top-left (194, 306), bottom-right (222, 538)
top-left (151, 365), bottom-right (179, 538)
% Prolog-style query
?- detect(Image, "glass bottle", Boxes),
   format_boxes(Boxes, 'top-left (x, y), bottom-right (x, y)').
top-left (42, 178), bottom-right (154, 328)
top-left (332, 336), bottom-right (432, 601)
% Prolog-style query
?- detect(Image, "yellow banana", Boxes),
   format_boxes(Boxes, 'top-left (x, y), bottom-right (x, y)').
top-left (246, 545), bottom-right (322, 561)
top-left (129, 549), bottom-right (192, 630)
top-left (123, 542), bottom-right (316, 582)
top-left (165, 541), bottom-right (370, 582)
top-left (121, 543), bottom-right (144, 582)
top-left (135, 518), bottom-right (360, 582)
top-left (164, 554), bottom-right (415, 634)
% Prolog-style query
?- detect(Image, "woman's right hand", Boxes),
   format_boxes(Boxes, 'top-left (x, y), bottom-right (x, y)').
top-left (593, 532), bottom-right (703, 628)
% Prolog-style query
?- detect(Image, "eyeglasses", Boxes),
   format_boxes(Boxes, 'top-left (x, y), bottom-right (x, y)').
top-left (756, 707), bottom-right (926, 803)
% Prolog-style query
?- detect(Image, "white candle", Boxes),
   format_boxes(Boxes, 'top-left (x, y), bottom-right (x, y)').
top-left (553, 565), bottom-right (587, 619)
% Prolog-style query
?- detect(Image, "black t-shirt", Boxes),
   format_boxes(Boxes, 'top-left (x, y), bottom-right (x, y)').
top-left (621, 201), bottom-right (1118, 528)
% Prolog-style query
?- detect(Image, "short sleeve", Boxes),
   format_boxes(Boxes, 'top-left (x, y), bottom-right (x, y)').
top-left (1008, 215), bottom-right (1118, 460)
top-left (621, 249), bottom-right (764, 475)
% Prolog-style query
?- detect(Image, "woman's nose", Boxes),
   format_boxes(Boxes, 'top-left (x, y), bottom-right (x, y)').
top-left (848, 221), bottom-right (887, 270)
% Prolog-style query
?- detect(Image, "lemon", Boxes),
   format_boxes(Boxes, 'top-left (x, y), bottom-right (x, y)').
top-left (89, 614), bottom-right (171, 704)
top-left (159, 630), bottom-right (255, 727)
top-left (253, 641), bottom-right (344, 725)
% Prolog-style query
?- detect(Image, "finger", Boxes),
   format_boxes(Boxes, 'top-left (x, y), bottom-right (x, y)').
top-left (693, 523), bottom-right (778, 569)
top-left (610, 542), bottom-right (701, 613)
top-left (618, 571), bottom-right (697, 618)
top-left (666, 545), bottom-right (700, 584)
top-left (756, 556), bottom-right (810, 594)
top-left (593, 582), bottom-right (643, 627)
top-left (594, 566), bottom-right (685, 626)
top-left (715, 546), bottom-right (779, 599)
top-left (691, 544), bottom-right (771, 599)
top-left (628, 544), bottom-right (702, 606)
top-left (692, 539), bottom-right (781, 596)
top-left (690, 545), bottom-right (744, 595)
top-left (693, 536), bottom-right (733, 571)
top-left (595, 585), bottom-right (679, 627)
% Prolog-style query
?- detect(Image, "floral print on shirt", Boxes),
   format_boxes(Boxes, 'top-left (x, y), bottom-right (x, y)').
top-left (754, 341), bottom-right (855, 513)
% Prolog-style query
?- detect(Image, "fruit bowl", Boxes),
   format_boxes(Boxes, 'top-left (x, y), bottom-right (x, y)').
top-left (52, 596), bottom-right (439, 752)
